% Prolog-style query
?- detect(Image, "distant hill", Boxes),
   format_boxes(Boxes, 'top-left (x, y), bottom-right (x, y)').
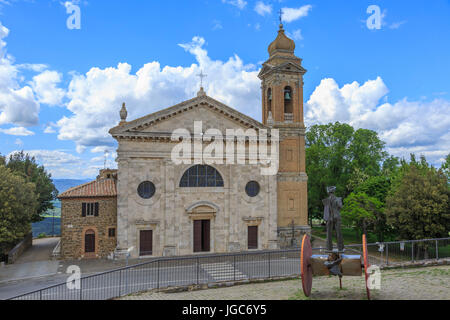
top-left (52, 178), bottom-right (92, 194)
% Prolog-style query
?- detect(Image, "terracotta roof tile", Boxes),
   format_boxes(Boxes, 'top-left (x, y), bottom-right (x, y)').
top-left (58, 178), bottom-right (117, 199)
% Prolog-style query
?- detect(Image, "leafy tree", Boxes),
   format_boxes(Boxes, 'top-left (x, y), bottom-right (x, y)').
top-left (0, 165), bottom-right (38, 255)
top-left (385, 160), bottom-right (450, 256)
top-left (341, 192), bottom-right (383, 240)
top-left (441, 153), bottom-right (450, 183)
top-left (6, 151), bottom-right (58, 222)
top-left (0, 154), bottom-right (5, 166)
top-left (306, 122), bottom-right (387, 224)
top-left (348, 128), bottom-right (387, 177)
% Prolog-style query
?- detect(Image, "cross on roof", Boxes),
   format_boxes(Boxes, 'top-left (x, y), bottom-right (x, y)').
top-left (197, 70), bottom-right (207, 88)
top-left (278, 8), bottom-right (283, 25)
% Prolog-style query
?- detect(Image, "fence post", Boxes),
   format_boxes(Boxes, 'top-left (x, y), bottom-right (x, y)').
top-left (234, 255), bottom-right (236, 281)
top-left (268, 252), bottom-right (271, 278)
top-left (157, 260), bottom-right (160, 289)
top-left (79, 277), bottom-right (82, 300)
top-left (436, 240), bottom-right (439, 260)
top-left (119, 270), bottom-right (122, 297)
top-left (197, 257), bottom-right (199, 285)
top-left (385, 243), bottom-right (389, 266)
top-left (411, 242), bottom-right (414, 262)
top-left (39, 289), bottom-right (42, 301)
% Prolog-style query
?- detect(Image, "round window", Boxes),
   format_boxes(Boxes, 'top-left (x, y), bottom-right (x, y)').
top-left (245, 181), bottom-right (260, 197)
top-left (137, 181), bottom-right (156, 199)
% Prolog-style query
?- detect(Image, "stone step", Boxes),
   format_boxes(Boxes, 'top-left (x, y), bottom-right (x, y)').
top-left (200, 262), bottom-right (248, 281)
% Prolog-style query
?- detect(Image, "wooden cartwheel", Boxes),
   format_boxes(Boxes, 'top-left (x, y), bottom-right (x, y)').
top-left (300, 233), bottom-right (373, 300)
top-left (362, 234), bottom-right (371, 300)
top-left (300, 234), bottom-right (313, 297)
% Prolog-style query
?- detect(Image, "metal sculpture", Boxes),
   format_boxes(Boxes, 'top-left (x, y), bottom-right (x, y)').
top-left (300, 186), bottom-right (372, 299)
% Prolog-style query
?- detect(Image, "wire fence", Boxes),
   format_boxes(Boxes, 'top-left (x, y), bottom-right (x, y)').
top-left (8, 237), bottom-right (450, 300)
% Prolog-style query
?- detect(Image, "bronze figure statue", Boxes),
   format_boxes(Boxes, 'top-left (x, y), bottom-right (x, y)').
top-left (322, 186), bottom-right (344, 252)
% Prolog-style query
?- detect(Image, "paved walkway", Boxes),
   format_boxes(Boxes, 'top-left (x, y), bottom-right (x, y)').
top-left (120, 265), bottom-right (450, 300)
top-left (0, 238), bottom-right (60, 284)
top-left (15, 238), bottom-right (59, 264)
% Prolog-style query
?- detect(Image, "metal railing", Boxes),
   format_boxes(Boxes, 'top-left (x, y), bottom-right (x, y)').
top-left (8, 237), bottom-right (450, 300)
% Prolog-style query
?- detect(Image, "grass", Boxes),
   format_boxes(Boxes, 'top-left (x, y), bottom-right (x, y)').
top-left (311, 225), bottom-right (379, 244)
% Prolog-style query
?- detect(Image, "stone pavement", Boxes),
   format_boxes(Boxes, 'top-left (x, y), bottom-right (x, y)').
top-left (120, 265), bottom-right (450, 300)
top-left (0, 238), bottom-right (60, 284)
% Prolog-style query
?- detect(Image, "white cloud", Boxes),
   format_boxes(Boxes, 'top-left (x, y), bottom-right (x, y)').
top-left (212, 20), bottom-right (223, 31)
top-left (56, 36), bottom-right (261, 154)
top-left (389, 21), bottom-right (407, 29)
top-left (282, 5), bottom-right (312, 23)
top-left (30, 70), bottom-right (65, 106)
top-left (7, 149), bottom-right (80, 176)
top-left (0, 126), bottom-right (35, 136)
top-left (305, 77), bottom-right (450, 165)
top-left (254, 1), bottom-right (272, 16)
top-left (14, 138), bottom-right (23, 146)
top-left (222, 0), bottom-right (247, 10)
top-left (0, 22), bottom-right (40, 127)
top-left (287, 29), bottom-right (303, 41)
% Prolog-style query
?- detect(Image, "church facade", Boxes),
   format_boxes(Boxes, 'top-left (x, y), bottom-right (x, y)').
top-left (59, 24), bottom-right (310, 259)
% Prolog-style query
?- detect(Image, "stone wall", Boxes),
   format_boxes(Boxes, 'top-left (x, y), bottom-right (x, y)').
top-left (60, 197), bottom-right (117, 259)
top-left (277, 226), bottom-right (311, 249)
top-left (7, 232), bottom-right (32, 264)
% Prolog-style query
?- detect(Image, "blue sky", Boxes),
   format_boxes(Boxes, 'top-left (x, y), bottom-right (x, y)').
top-left (0, 0), bottom-right (449, 178)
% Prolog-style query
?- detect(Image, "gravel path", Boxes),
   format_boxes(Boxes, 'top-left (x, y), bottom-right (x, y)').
top-left (121, 265), bottom-right (450, 300)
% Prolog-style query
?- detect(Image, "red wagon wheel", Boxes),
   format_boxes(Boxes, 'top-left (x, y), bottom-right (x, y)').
top-left (300, 234), bottom-right (313, 297)
top-left (362, 234), bottom-right (371, 300)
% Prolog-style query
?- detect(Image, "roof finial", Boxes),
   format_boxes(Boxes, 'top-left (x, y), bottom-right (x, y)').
top-left (119, 102), bottom-right (127, 125)
top-left (197, 69), bottom-right (207, 88)
top-left (278, 8), bottom-right (284, 29)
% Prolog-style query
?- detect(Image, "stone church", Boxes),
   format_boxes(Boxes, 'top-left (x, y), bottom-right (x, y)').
top-left (59, 23), bottom-right (310, 259)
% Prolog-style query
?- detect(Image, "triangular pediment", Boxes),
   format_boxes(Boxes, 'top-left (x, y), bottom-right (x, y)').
top-left (258, 61), bottom-right (307, 78)
top-left (109, 94), bottom-right (268, 139)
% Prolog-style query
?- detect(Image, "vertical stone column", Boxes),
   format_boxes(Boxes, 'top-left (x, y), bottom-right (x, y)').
top-left (268, 173), bottom-right (279, 249)
top-left (163, 159), bottom-right (176, 256)
top-left (115, 158), bottom-right (130, 258)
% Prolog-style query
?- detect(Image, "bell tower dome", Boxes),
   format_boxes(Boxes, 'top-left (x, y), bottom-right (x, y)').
top-left (258, 23), bottom-right (307, 125)
top-left (258, 23), bottom-right (310, 247)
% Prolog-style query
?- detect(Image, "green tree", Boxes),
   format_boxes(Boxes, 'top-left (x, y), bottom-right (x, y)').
top-left (6, 151), bottom-right (58, 222)
top-left (441, 153), bottom-right (450, 183)
top-left (306, 122), bottom-right (387, 224)
top-left (341, 192), bottom-right (383, 240)
top-left (0, 165), bottom-right (38, 255)
top-left (385, 160), bottom-right (450, 256)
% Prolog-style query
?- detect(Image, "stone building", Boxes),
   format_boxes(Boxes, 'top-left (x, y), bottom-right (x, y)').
top-left (59, 23), bottom-right (310, 259)
top-left (58, 169), bottom-right (118, 259)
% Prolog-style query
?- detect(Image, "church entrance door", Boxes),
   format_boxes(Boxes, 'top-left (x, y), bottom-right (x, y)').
top-left (139, 230), bottom-right (153, 256)
top-left (193, 220), bottom-right (210, 252)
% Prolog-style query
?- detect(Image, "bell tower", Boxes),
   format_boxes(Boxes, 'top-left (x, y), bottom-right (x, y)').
top-left (258, 23), bottom-right (310, 247)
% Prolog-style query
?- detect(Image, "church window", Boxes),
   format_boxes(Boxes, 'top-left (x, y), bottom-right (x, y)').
top-left (284, 86), bottom-right (293, 114)
top-left (179, 165), bottom-right (224, 187)
top-left (82, 202), bottom-right (99, 217)
top-left (267, 88), bottom-right (272, 112)
top-left (245, 181), bottom-right (260, 197)
top-left (137, 181), bottom-right (156, 199)
top-left (108, 228), bottom-right (116, 237)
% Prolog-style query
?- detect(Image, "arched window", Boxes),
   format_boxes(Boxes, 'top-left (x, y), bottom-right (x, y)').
top-left (284, 86), bottom-right (293, 114)
top-left (180, 165), bottom-right (224, 187)
top-left (267, 88), bottom-right (272, 113)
